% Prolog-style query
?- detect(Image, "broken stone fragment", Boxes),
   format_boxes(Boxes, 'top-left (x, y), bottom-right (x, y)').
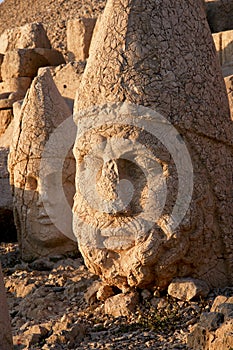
top-left (188, 309), bottom-right (233, 350)
top-left (0, 22), bottom-right (51, 54)
top-left (49, 61), bottom-right (85, 100)
top-left (96, 284), bottom-right (114, 301)
top-left (167, 278), bottom-right (210, 301)
top-left (84, 280), bottom-right (102, 304)
top-left (0, 77), bottom-right (31, 96)
top-left (0, 109), bottom-right (13, 136)
top-left (211, 295), bottom-right (233, 312)
top-left (67, 17), bottom-right (96, 61)
top-left (104, 292), bottom-right (139, 317)
top-left (23, 325), bottom-right (49, 347)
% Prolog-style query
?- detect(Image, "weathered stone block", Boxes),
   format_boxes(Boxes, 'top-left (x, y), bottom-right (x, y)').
top-left (1, 49), bottom-right (49, 79)
top-left (34, 48), bottom-right (65, 66)
top-left (213, 30), bottom-right (233, 67)
top-left (1, 48), bottom-right (65, 80)
top-left (67, 17), bottom-right (96, 61)
top-left (0, 77), bottom-right (31, 96)
top-left (188, 308), bottom-right (233, 350)
top-left (51, 62), bottom-right (85, 100)
top-left (0, 22), bottom-right (51, 54)
top-left (168, 278), bottom-right (210, 301)
top-left (104, 292), bottom-right (139, 317)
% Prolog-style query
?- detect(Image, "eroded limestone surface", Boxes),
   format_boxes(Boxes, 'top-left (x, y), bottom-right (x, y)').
top-left (9, 68), bottom-right (78, 261)
top-left (73, 0), bottom-right (233, 291)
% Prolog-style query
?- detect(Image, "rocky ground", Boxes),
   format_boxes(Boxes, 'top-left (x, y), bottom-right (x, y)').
top-left (1, 242), bottom-right (232, 350)
top-left (0, 0), bottom-right (107, 59)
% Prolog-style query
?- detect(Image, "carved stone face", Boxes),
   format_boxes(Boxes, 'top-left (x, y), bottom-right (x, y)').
top-left (13, 151), bottom-right (76, 259)
top-left (72, 104), bottom-right (225, 291)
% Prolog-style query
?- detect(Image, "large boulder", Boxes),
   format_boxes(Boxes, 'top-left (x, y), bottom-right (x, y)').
top-left (9, 68), bottom-right (78, 261)
top-left (188, 296), bottom-right (233, 350)
top-left (67, 17), bottom-right (97, 61)
top-left (1, 48), bottom-right (65, 80)
top-left (73, 0), bottom-right (233, 291)
top-left (0, 22), bottom-right (51, 54)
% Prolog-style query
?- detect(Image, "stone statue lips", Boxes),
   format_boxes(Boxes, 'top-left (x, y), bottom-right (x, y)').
top-left (37, 208), bottom-right (54, 225)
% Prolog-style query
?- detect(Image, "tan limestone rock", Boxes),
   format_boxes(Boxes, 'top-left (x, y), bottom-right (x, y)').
top-left (0, 77), bottom-right (31, 95)
top-left (213, 30), bottom-right (233, 68)
top-left (104, 292), bottom-right (139, 317)
top-left (168, 278), bottom-right (210, 301)
top-left (211, 295), bottom-right (233, 313)
top-left (96, 285), bottom-right (114, 301)
top-left (67, 17), bottom-right (96, 61)
top-left (8, 68), bottom-right (78, 261)
top-left (0, 264), bottom-right (13, 350)
top-left (0, 109), bottom-right (13, 136)
top-left (188, 312), bottom-right (233, 350)
top-left (34, 48), bottom-right (65, 66)
top-left (1, 49), bottom-right (49, 79)
top-left (1, 48), bottom-right (65, 80)
top-left (0, 22), bottom-right (51, 54)
top-left (225, 74), bottom-right (233, 119)
top-left (73, 0), bottom-right (233, 291)
top-left (51, 62), bottom-right (85, 100)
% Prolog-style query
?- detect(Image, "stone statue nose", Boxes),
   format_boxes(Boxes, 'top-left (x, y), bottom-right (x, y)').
top-left (101, 159), bottom-right (119, 183)
top-left (97, 159), bottom-right (120, 201)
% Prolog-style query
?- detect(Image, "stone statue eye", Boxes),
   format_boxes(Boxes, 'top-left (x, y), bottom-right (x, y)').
top-left (25, 175), bottom-right (38, 191)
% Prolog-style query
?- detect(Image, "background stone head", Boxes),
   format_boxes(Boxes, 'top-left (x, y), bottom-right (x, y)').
top-left (9, 68), bottom-right (77, 261)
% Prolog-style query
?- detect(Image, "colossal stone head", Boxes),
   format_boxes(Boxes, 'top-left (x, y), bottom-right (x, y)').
top-left (9, 69), bottom-right (77, 261)
top-left (73, 0), bottom-right (233, 291)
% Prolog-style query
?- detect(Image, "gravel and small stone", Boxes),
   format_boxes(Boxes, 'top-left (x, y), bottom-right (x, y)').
top-left (1, 243), bottom-right (232, 350)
